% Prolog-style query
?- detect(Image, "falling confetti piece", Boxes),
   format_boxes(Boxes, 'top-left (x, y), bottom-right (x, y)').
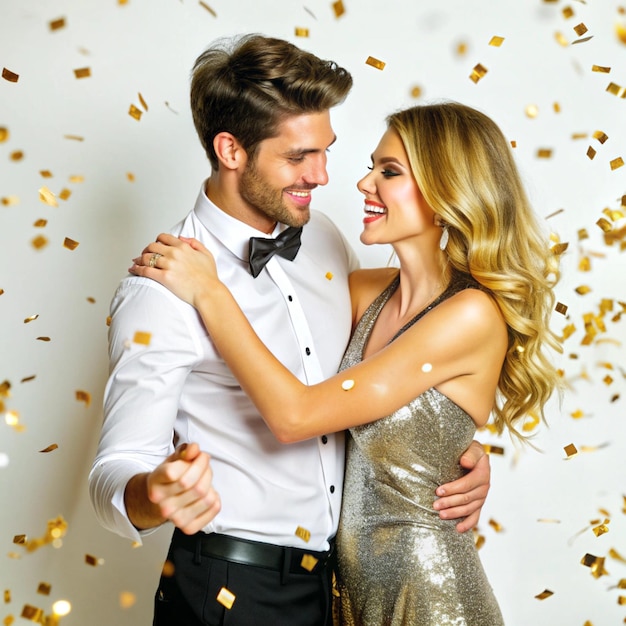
top-left (572, 35), bottom-right (594, 44)
top-left (63, 237), bottom-right (79, 251)
top-left (483, 444), bottom-right (504, 455)
top-left (52, 600), bottom-right (71, 617)
top-left (593, 130), bottom-right (609, 144)
top-left (69, 175), bottom-right (84, 183)
top-left (488, 518), bottom-right (504, 532)
top-left (13, 535), bottom-right (26, 545)
top-left (0, 127), bottom-right (8, 142)
top-left (133, 331), bottom-right (151, 345)
top-left (36, 583), bottom-right (51, 596)
top-left (616, 21), bottom-right (626, 44)
top-left (341, 379), bottom-right (355, 390)
top-left (127, 172), bottom-right (135, 182)
top-left (410, 85), bottom-right (422, 98)
top-left (31, 235), bottom-right (48, 250)
top-left (575, 285), bottom-right (591, 295)
top-left (537, 148), bottom-right (553, 158)
top-left (365, 56), bottom-right (385, 70)
top-left (73, 67), bottom-right (91, 79)
top-left (606, 82), bottom-right (622, 95)
top-left (138, 92), bottom-right (148, 111)
top-left (49, 17), bottom-right (66, 31)
top-left (592, 65), bottom-right (611, 73)
top-left (39, 444), bottom-right (58, 453)
top-left (295, 27), bottom-right (310, 37)
top-left (489, 36), bottom-right (504, 46)
top-left (10, 151), bottom-right (24, 161)
top-left (24, 315), bottom-right (39, 324)
top-left (300, 554), bottom-right (319, 571)
top-left (610, 157), bottom-right (624, 170)
top-left (421, 363), bottom-right (433, 373)
top-left (332, 0), bottom-right (345, 18)
top-left (469, 63), bottom-right (488, 83)
top-left (295, 526), bottom-right (311, 543)
top-left (564, 443), bottom-right (578, 457)
top-left (525, 104), bottom-right (539, 118)
top-left (75, 390), bottom-right (91, 406)
top-left (555, 302), bottom-right (568, 315)
top-left (325, 272), bottom-right (333, 280)
top-left (199, 1), bottom-right (217, 16)
top-left (59, 189), bottom-right (71, 201)
top-left (33, 219), bottom-right (47, 227)
top-left (581, 553), bottom-right (608, 578)
top-left (162, 560), bottom-right (175, 577)
top-left (535, 589), bottom-right (554, 600)
top-left (36, 337), bottom-right (51, 342)
top-left (85, 554), bottom-right (104, 566)
top-left (119, 592), bottom-right (136, 609)
top-left (596, 218), bottom-right (612, 233)
top-left (64, 134), bottom-right (84, 141)
top-left (21, 605), bottom-right (44, 622)
top-left (129, 104), bottom-right (142, 121)
top-left (216, 587), bottom-right (235, 609)
top-left (38, 187), bottom-right (58, 207)
top-left (562, 6), bottom-right (574, 18)
top-left (2, 68), bottom-right (19, 83)
top-left (555, 32), bottom-right (569, 46)
top-left (587, 146), bottom-right (597, 160)
top-left (592, 520), bottom-right (610, 537)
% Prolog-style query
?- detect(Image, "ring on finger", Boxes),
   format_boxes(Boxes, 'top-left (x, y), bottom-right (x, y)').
top-left (149, 253), bottom-right (163, 268)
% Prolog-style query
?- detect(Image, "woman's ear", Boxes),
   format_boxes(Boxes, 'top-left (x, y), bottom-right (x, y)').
top-left (213, 132), bottom-right (247, 171)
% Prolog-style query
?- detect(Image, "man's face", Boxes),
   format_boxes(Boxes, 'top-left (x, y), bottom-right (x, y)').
top-left (239, 111), bottom-right (336, 229)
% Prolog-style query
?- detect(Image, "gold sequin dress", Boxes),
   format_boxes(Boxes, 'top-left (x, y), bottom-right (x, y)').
top-left (336, 275), bottom-right (504, 626)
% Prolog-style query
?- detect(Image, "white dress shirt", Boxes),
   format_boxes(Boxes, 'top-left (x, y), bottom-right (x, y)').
top-left (89, 182), bottom-right (359, 551)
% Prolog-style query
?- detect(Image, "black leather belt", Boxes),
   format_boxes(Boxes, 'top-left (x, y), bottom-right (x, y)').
top-left (172, 528), bottom-right (335, 576)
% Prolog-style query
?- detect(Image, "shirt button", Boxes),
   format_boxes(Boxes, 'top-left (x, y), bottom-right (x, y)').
top-left (321, 435), bottom-right (328, 444)
top-left (330, 485), bottom-right (335, 494)
top-left (288, 295), bottom-right (293, 302)
top-left (305, 347), bottom-right (311, 356)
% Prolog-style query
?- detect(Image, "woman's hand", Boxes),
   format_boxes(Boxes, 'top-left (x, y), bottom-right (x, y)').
top-left (129, 233), bottom-right (219, 307)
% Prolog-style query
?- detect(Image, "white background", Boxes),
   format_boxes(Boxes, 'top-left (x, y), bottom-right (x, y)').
top-left (1, 0), bottom-right (626, 624)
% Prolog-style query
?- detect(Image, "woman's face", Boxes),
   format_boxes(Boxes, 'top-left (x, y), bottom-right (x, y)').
top-left (356, 127), bottom-right (438, 248)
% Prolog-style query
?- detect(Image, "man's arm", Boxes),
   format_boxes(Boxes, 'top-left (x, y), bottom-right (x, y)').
top-left (125, 443), bottom-right (221, 535)
top-left (433, 440), bottom-right (490, 532)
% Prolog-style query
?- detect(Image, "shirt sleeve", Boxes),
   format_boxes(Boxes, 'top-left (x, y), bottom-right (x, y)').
top-left (88, 277), bottom-right (202, 542)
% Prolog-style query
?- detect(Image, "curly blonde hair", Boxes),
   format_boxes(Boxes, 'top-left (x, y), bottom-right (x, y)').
top-left (387, 101), bottom-right (562, 440)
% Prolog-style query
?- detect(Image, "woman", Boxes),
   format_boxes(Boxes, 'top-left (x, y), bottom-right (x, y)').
top-left (131, 102), bottom-right (561, 625)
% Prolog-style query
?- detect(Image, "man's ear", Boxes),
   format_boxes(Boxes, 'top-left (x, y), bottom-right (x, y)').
top-left (213, 132), bottom-right (247, 171)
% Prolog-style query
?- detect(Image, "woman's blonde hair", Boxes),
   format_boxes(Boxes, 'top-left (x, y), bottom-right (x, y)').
top-left (388, 101), bottom-right (562, 440)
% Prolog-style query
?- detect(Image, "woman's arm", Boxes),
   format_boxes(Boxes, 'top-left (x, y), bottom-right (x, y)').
top-left (130, 234), bottom-right (504, 442)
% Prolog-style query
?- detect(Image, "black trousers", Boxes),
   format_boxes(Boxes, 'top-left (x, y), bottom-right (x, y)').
top-left (153, 530), bottom-right (336, 626)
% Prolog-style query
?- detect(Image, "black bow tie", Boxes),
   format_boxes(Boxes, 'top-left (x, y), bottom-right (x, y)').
top-left (248, 226), bottom-right (303, 278)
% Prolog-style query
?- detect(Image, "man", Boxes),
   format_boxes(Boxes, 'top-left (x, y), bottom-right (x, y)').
top-left (89, 34), bottom-right (490, 626)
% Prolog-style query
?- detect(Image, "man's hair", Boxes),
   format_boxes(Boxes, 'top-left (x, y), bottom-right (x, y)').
top-left (190, 34), bottom-right (353, 169)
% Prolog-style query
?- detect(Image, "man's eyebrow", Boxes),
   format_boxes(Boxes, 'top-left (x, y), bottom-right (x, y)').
top-left (284, 135), bottom-right (337, 156)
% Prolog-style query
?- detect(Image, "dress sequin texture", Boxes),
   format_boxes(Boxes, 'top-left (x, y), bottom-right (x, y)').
top-left (336, 275), bottom-right (504, 626)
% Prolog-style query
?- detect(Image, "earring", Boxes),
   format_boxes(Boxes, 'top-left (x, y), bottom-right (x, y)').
top-left (439, 226), bottom-right (449, 251)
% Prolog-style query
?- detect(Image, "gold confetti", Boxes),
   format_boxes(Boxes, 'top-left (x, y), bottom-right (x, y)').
top-left (555, 31), bottom-right (569, 47)
top-left (199, 1), bottom-right (217, 16)
top-left (555, 302), bottom-right (568, 315)
top-left (85, 554), bottom-right (104, 566)
top-left (489, 36), bottom-right (505, 46)
top-left (535, 589), bottom-right (554, 600)
top-left (365, 56), bottom-right (385, 70)
top-left (587, 146), bottom-right (596, 160)
top-left (488, 518), bottom-right (504, 532)
top-left (39, 444), bottom-right (58, 453)
top-left (36, 336), bottom-right (50, 342)
top-left (564, 443), bottom-right (578, 457)
top-left (575, 285), bottom-right (591, 295)
top-left (295, 526), bottom-right (311, 543)
top-left (38, 187), bottom-right (58, 207)
top-left (300, 554), bottom-right (319, 572)
top-left (456, 41), bottom-right (468, 56)
top-left (593, 130), bottom-right (609, 144)
top-left (295, 27), bottom-right (309, 37)
top-left (0, 127), bottom-right (8, 142)
top-left (10, 151), bottom-right (23, 161)
top-left (341, 379), bottom-right (355, 391)
top-left (129, 104), bottom-right (142, 121)
top-left (4, 589), bottom-right (10, 603)
top-left (75, 390), bottom-right (91, 406)
top-left (39, 170), bottom-right (53, 178)
top-left (592, 520), bottom-right (610, 536)
top-left (473, 530), bottom-right (485, 550)
top-left (553, 102), bottom-right (561, 113)
top-left (596, 218), bottom-right (612, 233)
top-left (616, 21), bottom-right (626, 44)
top-left (119, 592), bottom-right (136, 609)
top-left (73, 67), bottom-right (91, 79)
top-left (138, 92), bottom-right (149, 112)
top-left (537, 518), bottom-right (561, 523)
top-left (610, 157), bottom-right (624, 170)
top-left (325, 272), bottom-right (333, 281)
top-left (0, 196), bottom-right (18, 206)
top-left (581, 553), bottom-right (608, 578)
top-left (162, 560), bottom-right (175, 577)
top-left (332, 0), bottom-right (345, 18)
top-left (483, 444), bottom-right (504, 455)
top-left (127, 172), bottom-right (135, 182)
top-left (592, 64), bottom-right (611, 73)
top-left (606, 82), bottom-right (622, 95)
top-left (574, 22), bottom-right (588, 36)
top-left (216, 587), bottom-right (235, 609)
top-left (525, 104), bottom-right (539, 118)
top-left (49, 17), bottom-right (66, 31)
top-left (64, 134), bottom-right (84, 142)
top-left (33, 219), bottom-right (47, 227)
top-left (106, 315), bottom-right (112, 327)
top-left (32, 235), bottom-right (48, 250)
top-left (13, 535), bottom-right (26, 545)
top-left (572, 35), bottom-right (594, 45)
top-left (2, 68), bottom-right (19, 83)
top-left (562, 6), bottom-right (574, 18)
top-left (410, 85), bottom-right (422, 98)
top-left (610, 548), bottom-right (626, 563)
top-left (36, 583), bottom-right (51, 596)
top-left (603, 375), bottom-right (614, 385)
top-left (20, 605), bottom-right (43, 622)
top-left (69, 174), bottom-right (84, 183)
top-left (572, 132), bottom-right (588, 139)
top-left (537, 148), bottom-right (553, 158)
top-left (24, 314), bottom-right (39, 324)
top-left (510, 140), bottom-right (516, 148)
top-left (469, 63), bottom-right (488, 83)
top-left (59, 188), bottom-right (71, 201)
top-left (578, 228), bottom-right (589, 241)
top-left (63, 237), bottom-right (79, 251)
top-left (133, 331), bottom-right (151, 345)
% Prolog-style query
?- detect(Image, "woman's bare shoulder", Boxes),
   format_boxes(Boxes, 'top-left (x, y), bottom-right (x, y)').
top-left (349, 268), bottom-right (399, 320)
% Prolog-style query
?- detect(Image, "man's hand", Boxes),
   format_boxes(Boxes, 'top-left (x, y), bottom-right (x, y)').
top-left (433, 440), bottom-right (490, 533)
top-left (125, 443), bottom-right (221, 535)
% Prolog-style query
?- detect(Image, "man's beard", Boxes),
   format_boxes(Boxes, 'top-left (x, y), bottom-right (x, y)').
top-left (239, 160), bottom-right (311, 229)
